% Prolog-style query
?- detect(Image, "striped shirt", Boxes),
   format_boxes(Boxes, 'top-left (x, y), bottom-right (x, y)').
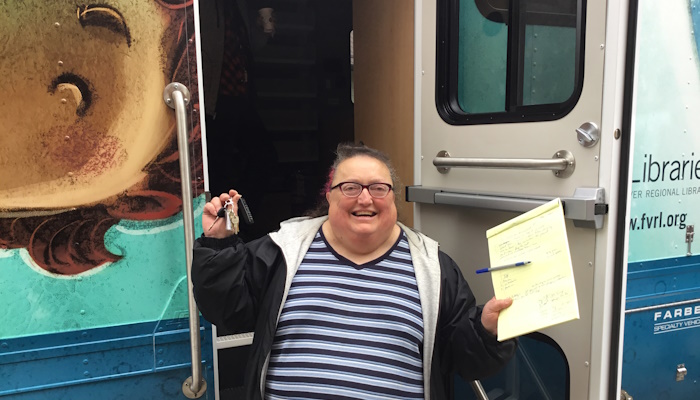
top-left (264, 229), bottom-right (424, 400)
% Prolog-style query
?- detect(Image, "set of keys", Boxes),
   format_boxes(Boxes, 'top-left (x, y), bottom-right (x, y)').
top-left (207, 197), bottom-right (254, 234)
top-left (208, 198), bottom-right (239, 234)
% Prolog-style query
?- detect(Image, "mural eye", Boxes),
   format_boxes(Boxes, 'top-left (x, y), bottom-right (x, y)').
top-left (49, 73), bottom-right (92, 116)
top-left (77, 4), bottom-right (131, 47)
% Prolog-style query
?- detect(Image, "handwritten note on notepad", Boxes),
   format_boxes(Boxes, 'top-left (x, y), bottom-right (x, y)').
top-left (486, 198), bottom-right (579, 341)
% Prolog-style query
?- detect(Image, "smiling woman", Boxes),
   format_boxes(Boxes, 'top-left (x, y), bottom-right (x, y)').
top-left (0, 0), bottom-right (202, 275)
top-left (191, 142), bottom-right (517, 400)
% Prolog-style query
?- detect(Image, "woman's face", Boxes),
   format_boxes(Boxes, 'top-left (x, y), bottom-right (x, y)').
top-left (326, 155), bottom-right (398, 242)
top-left (0, 1), bottom-right (173, 210)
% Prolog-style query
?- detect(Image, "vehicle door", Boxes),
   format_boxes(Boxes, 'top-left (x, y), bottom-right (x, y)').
top-left (411, 0), bottom-right (618, 398)
top-left (0, 1), bottom-right (212, 398)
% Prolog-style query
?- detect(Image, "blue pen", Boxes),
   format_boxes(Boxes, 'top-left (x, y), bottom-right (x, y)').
top-left (476, 261), bottom-right (531, 274)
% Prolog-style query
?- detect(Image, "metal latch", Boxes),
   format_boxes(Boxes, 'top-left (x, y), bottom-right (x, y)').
top-left (676, 364), bottom-right (688, 381)
top-left (595, 203), bottom-right (608, 215)
top-left (686, 226), bottom-right (694, 256)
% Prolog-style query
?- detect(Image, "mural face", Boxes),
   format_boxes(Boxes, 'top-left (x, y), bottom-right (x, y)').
top-left (0, 0), bottom-right (202, 275)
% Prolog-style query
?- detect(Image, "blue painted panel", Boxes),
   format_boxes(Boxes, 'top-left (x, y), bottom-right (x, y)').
top-left (4, 366), bottom-right (215, 400)
top-left (626, 255), bottom-right (700, 309)
top-left (622, 302), bottom-right (700, 398)
top-left (0, 319), bottom-right (214, 399)
top-left (623, 255), bottom-right (700, 398)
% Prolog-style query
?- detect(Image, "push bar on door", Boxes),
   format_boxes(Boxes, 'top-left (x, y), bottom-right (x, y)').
top-left (406, 186), bottom-right (607, 229)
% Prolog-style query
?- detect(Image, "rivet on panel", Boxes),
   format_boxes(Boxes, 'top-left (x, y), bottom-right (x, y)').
top-left (58, 60), bottom-right (64, 66)
top-left (594, 156), bottom-right (599, 161)
top-left (584, 361), bottom-right (590, 367)
top-left (61, 98), bottom-right (67, 104)
top-left (84, 371), bottom-right (90, 376)
top-left (54, 22), bottom-right (61, 27)
top-left (80, 309), bottom-right (86, 315)
top-left (83, 359), bottom-right (89, 365)
top-left (614, 129), bottom-right (621, 139)
top-left (599, 44), bottom-right (605, 49)
top-left (65, 135), bottom-right (70, 140)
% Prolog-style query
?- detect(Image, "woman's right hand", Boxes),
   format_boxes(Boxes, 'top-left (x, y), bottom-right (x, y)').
top-left (203, 190), bottom-right (242, 238)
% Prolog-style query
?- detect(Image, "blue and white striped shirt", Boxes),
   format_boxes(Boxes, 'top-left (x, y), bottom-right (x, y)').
top-left (264, 229), bottom-right (424, 399)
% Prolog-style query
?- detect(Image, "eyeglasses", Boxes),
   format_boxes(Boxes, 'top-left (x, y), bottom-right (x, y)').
top-left (330, 182), bottom-right (393, 198)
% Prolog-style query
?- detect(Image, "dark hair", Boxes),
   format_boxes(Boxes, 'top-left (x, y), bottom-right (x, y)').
top-left (305, 142), bottom-right (401, 217)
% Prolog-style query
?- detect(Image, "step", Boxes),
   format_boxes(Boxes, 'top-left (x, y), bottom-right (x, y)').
top-left (254, 44), bottom-right (316, 65)
top-left (258, 107), bottom-right (318, 131)
top-left (255, 78), bottom-right (317, 98)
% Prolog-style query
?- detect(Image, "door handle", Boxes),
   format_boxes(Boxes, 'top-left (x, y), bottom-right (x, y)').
top-left (433, 150), bottom-right (576, 178)
top-left (163, 82), bottom-right (207, 398)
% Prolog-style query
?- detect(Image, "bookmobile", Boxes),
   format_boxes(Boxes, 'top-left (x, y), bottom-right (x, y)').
top-left (1, 0), bottom-right (699, 399)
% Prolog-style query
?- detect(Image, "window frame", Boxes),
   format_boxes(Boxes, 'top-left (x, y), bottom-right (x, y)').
top-left (435, 0), bottom-right (588, 125)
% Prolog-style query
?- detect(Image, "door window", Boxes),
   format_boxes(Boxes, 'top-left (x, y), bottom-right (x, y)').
top-left (436, 0), bottom-right (585, 124)
top-left (456, 334), bottom-right (569, 399)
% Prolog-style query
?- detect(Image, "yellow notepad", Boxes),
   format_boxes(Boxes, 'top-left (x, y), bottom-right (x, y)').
top-left (486, 198), bottom-right (580, 341)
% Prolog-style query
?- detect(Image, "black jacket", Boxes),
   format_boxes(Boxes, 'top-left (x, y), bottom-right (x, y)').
top-left (192, 217), bottom-right (517, 399)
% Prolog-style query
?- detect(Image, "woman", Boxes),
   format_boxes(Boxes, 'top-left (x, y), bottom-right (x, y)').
top-left (192, 143), bottom-right (517, 400)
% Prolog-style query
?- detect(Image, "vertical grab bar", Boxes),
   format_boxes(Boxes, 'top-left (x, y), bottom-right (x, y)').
top-left (163, 82), bottom-right (207, 398)
top-left (470, 380), bottom-right (489, 400)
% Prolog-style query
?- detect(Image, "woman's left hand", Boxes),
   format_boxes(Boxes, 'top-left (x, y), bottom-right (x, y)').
top-left (481, 296), bottom-right (513, 336)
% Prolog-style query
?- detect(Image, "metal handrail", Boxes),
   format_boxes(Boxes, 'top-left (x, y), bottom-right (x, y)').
top-left (470, 380), bottom-right (489, 400)
top-left (163, 82), bottom-right (206, 398)
top-left (433, 150), bottom-right (575, 178)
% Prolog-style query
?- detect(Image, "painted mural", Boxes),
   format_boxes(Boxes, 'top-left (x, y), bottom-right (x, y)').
top-left (627, 0), bottom-right (700, 262)
top-left (0, 1), bottom-right (203, 339)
